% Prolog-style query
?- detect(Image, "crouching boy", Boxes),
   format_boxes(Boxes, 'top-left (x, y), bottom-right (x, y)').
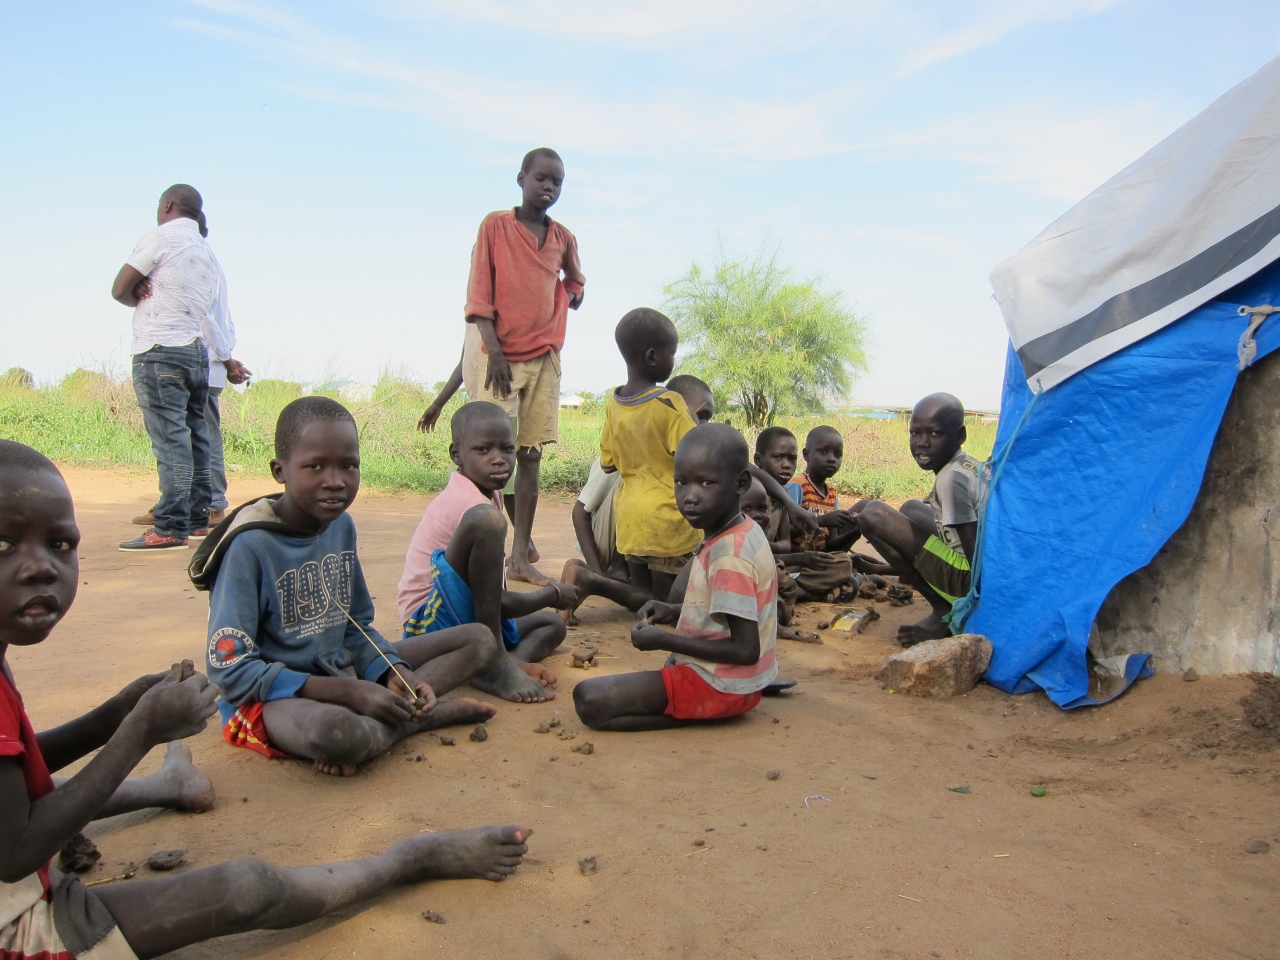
top-left (573, 423), bottom-right (777, 730)
top-left (0, 440), bottom-right (530, 960)
top-left (190, 397), bottom-right (497, 777)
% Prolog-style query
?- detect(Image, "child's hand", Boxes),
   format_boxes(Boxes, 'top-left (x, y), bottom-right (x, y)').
top-left (111, 671), bottom-right (170, 716)
top-left (802, 551), bottom-right (840, 570)
top-left (548, 581), bottom-right (581, 610)
top-left (630, 622), bottom-right (669, 652)
top-left (344, 680), bottom-right (417, 725)
top-left (130, 674), bottom-right (219, 745)
top-left (785, 501), bottom-right (819, 538)
top-left (386, 670), bottom-right (436, 719)
top-left (636, 600), bottom-right (679, 625)
top-left (417, 404), bottom-right (443, 433)
top-left (485, 350), bottom-right (514, 399)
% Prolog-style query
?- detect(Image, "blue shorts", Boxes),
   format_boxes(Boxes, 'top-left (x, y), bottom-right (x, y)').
top-left (403, 549), bottom-right (521, 650)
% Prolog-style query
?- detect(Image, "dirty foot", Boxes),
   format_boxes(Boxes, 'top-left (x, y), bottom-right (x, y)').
top-left (471, 656), bottom-right (555, 703)
top-left (313, 760), bottom-right (359, 777)
top-left (416, 697), bottom-right (497, 730)
top-left (779, 625), bottom-right (822, 644)
top-left (518, 660), bottom-right (558, 687)
top-left (528, 539), bottom-right (540, 564)
top-left (159, 742), bottom-right (216, 812)
top-left (390, 825), bottom-right (531, 884)
top-left (507, 556), bottom-right (553, 587)
top-left (897, 611), bottom-right (951, 647)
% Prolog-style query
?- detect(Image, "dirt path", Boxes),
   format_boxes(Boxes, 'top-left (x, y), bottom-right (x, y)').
top-left (14, 467), bottom-right (1278, 959)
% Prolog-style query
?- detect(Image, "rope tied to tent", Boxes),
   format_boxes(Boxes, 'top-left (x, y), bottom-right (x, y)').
top-left (1237, 304), bottom-right (1277, 370)
top-left (946, 381), bottom-right (1045, 635)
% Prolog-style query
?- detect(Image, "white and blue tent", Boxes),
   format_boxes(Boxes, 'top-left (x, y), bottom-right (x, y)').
top-left (957, 55), bottom-right (1280, 708)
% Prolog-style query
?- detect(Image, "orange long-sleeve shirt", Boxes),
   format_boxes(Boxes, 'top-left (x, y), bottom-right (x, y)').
top-left (464, 210), bottom-right (585, 362)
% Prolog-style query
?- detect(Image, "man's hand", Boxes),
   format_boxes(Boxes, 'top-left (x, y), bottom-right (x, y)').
top-left (342, 679), bottom-right (418, 725)
top-left (385, 671), bottom-right (436, 720)
top-left (417, 403), bottom-right (444, 433)
top-left (636, 600), bottom-right (680, 625)
top-left (485, 349), bottom-right (514, 399)
top-left (224, 359), bottom-right (252, 385)
top-left (630, 622), bottom-right (670, 652)
top-left (130, 674), bottom-right (219, 746)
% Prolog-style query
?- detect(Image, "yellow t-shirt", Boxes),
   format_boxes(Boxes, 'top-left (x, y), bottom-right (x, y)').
top-left (600, 387), bottom-right (702, 558)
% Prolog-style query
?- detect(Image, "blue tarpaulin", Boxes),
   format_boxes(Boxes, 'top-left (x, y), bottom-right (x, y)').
top-left (966, 261), bottom-right (1280, 708)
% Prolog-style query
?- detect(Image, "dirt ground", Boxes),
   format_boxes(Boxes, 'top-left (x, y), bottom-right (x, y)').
top-left (15, 467), bottom-right (1279, 960)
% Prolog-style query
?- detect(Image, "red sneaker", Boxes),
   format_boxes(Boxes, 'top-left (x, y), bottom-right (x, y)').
top-left (189, 528), bottom-right (211, 540)
top-left (119, 530), bottom-right (189, 552)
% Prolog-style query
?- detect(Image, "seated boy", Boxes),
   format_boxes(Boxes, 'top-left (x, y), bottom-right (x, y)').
top-left (573, 423), bottom-right (777, 730)
top-left (557, 373), bottom-right (717, 620)
top-left (399, 401), bottom-right (581, 705)
top-left (0, 440), bottom-right (530, 959)
top-left (191, 397), bottom-right (497, 777)
top-left (855, 393), bottom-right (980, 646)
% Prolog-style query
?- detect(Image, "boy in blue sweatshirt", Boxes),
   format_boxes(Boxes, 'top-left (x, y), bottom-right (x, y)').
top-left (190, 397), bottom-right (497, 776)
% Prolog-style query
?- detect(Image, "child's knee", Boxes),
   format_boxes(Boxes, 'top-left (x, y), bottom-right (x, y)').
top-left (456, 503), bottom-right (507, 543)
top-left (572, 679), bottom-right (607, 728)
top-left (461, 622), bottom-right (500, 663)
top-left (304, 713), bottom-right (375, 765)
top-left (857, 500), bottom-right (893, 536)
top-left (211, 859), bottom-right (292, 928)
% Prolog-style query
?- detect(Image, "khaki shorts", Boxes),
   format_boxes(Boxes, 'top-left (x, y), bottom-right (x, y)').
top-left (462, 324), bottom-right (560, 450)
top-left (624, 552), bottom-right (693, 577)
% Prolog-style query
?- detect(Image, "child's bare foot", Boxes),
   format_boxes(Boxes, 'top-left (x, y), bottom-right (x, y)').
top-left (313, 760), bottom-right (359, 777)
top-left (517, 661), bottom-right (557, 687)
top-left (417, 697), bottom-right (497, 729)
top-left (528, 540), bottom-right (540, 564)
top-left (778, 625), bottom-right (822, 644)
top-left (158, 742), bottom-right (216, 812)
top-left (897, 611), bottom-right (951, 647)
top-left (390, 825), bottom-right (531, 884)
top-left (471, 656), bottom-right (556, 703)
top-left (507, 556), bottom-right (553, 586)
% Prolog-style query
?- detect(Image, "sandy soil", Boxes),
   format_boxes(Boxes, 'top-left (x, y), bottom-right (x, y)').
top-left (13, 467), bottom-right (1278, 960)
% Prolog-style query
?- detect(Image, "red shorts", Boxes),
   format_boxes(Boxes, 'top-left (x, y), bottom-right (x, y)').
top-left (661, 664), bottom-right (761, 721)
top-left (222, 702), bottom-right (288, 759)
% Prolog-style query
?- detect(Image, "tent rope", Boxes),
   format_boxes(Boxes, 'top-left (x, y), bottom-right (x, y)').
top-left (946, 380), bottom-right (1045, 634)
top-left (1237, 304), bottom-right (1277, 370)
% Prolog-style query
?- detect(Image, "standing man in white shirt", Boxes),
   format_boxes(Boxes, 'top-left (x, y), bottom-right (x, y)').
top-left (112, 184), bottom-right (245, 550)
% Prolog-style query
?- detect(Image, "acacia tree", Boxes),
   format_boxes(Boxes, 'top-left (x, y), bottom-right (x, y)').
top-left (662, 241), bottom-right (870, 428)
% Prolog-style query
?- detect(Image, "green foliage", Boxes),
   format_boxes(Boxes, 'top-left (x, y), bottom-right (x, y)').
top-left (664, 240), bottom-right (871, 428)
top-left (0, 369), bottom-right (997, 502)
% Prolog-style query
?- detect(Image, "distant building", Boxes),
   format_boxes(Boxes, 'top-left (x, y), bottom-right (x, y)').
top-left (559, 394), bottom-right (586, 409)
top-left (299, 380), bottom-right (376, 403)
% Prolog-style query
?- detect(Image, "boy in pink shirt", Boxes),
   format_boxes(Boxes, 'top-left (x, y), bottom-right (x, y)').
top-left (462, 147), bottom-right (585, 588)
top-left (398, 402), bottom-right (579, 704)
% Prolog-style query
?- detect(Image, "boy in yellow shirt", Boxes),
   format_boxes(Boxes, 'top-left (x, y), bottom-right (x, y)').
top-left (599, 309), bottom-right (702, 602)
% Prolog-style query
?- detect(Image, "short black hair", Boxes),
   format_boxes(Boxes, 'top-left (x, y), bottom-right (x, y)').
top-left (0, 439), bottom-right (60, 477)
top-left (521, 148), bottom-right (563, 173)
top-left (274, 396), bottom-right (356, 461)
top-left (913, 393), bottom-right (965, 434)
top-left (615, 308), bottom-right (677, 365)
top-left (666, 374), bottom-right (709, 398)
top-left (804, 424), bottom-right (842, 448)
top-left (449, 401), bottom-right (511, 443)
top-left (161, 183), bottom-right (207, 238)
top-left (679, 422), bottom-right (749, 476)
top-left (755, 425), bottom-right (796, 457)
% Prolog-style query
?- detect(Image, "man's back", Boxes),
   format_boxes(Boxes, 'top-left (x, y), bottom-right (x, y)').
top-left (127, 217), bottom-right (221, 354)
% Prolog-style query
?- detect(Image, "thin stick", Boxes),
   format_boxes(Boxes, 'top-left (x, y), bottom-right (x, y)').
top-left (337, 605), bottom-right (422, 704)
top-left (897, 895), bottom-right (922, 903)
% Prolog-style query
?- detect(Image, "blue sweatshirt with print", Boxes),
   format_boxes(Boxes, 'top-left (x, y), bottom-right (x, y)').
top-left (205, 507), bottom-right (406, 710)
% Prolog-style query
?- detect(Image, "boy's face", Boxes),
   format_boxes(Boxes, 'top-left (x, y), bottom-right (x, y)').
top-left (803, 430), bottom-right (843, 482)
top-left (674, 444), bottom-right (750, 532)
top-left (450, 416), bottom-right (516, 495)
top-left (740, 478), bottom-right (771, 529)
top-left (517, 156), bottom-right (564, 212)
top-left (685, 388), bottom-right (714, 424)
top-left (755, 435), bottom-right (798, 484)
top-left (271, 420), bottom-right (361, 528)
top-left (646, 339), bottom-right (678, 384)
top-left (909, 405), bottom-right (965, 472)
top-left (0, 468), bottom-right (80, 649)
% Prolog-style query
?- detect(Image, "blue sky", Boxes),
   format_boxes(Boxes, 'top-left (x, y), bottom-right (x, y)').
top-left (2, 1), bottom-right (1278, 409)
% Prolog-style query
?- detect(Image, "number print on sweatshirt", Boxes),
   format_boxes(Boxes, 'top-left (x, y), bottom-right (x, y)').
top-left (275, 552), bottom-right (357, 628)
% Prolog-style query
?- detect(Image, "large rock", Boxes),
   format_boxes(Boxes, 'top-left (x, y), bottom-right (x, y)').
top-left (876, 634), bottom-right (993, 698)
top-left (1095, 347), bottom-right (1280, 675)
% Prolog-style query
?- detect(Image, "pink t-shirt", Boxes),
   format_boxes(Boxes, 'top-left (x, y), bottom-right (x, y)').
top-left (397, 472), bottom-right (503, 624)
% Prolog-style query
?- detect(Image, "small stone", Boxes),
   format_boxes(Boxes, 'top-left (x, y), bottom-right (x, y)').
top-left (930, 952), bottom-right (941, 958)
top-left (549, 718), bottom-right (562, 728)
top-left (1030, 784), bottom-right (1047, 798)
top-left (1244, 839), bottom-right (1270, 854)
top-left (1183, 668), bottom-right (1200, 682)
top-left (578, 857), bottom-right (597, 876)
top-left (766, 770), bottom-right (781, 780)
top-left (469, 724), bottom-right (488, 742)
top-left (861, 773), bottom-right (877, 780)
top-left (534, 722), bottom-right (552, 733)
top-left (415, 755), bottom-right (424, 762)
top-left (241, 796), bottom-right (248, 802)
top-left (693, 839), bottom-right (705, 847)
top-left (756, 844), bottom-right (768, 851)
top-left (58, 833), bottom-right (101, 873)
top-left (771, 717), bottom-right (780, 724)
top-left (421, 910), bottom-right (447, 924)
top-left (705, 827), bottom-right (715, 832)
top-left (557, 729), bottom-right (577, 740)
top-left (550, 756), bottom-right (558, 761)
top-left (438, 735), bottom-right (455, 746)
top-left (146, 849), bottom-right (186, 871)
top-left (948, 785), bottom-right (971, 795)
top-left (875, 634), bottom-right (993, 698)
top-left (571, 741), bottom-right (595, 755)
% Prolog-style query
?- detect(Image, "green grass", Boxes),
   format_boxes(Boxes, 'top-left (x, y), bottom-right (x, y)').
top-left (0, 371), bottom-right (997, 501)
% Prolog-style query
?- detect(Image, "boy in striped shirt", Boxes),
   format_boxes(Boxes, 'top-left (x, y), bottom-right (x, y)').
top-left (573, 423), bottom-right (777, 730)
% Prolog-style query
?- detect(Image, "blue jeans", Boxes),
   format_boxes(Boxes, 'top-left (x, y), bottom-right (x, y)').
top-left (132, 343), bottom-right (212, 538)
top-left (207, 386), bottom-right (228, 511)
